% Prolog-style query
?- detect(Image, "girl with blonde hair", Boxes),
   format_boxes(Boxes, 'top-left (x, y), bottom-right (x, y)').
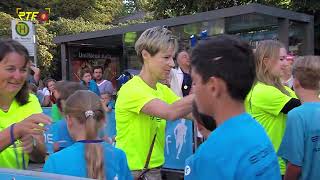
top-left (245, 40), bottom-right (301, 176)
top-left (43, 90), bottom-right (132, 179)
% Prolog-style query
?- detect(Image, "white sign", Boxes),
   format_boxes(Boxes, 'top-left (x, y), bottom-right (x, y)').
top-left (11, 20), bottom-right (35, 56)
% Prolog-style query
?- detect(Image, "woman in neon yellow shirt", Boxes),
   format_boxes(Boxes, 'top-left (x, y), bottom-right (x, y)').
top-left (115, 27), bottom-right (194, 179)
top-left (0, 39), bottom-right (51, 169)
top-left (245, 40), bottom-right (301, 175)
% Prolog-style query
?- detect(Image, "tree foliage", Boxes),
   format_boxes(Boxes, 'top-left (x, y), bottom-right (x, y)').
top-left (47, 17), bottom-right (112, 36)
top-left (0, 12), bottom-right (13, 39)
top-left (0, 0), bottom-right (124, 79)
top-left (36, 23), bottom-right (56, 79)
top-left (137, 0), bottom-right (319, 20)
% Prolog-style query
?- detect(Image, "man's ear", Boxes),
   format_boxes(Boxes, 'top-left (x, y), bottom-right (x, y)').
top-left (208, 77), bottom-right (226, 98)
top-left (207, 77), bottom-right (218, 98)
top-left (141, 50), bottom-right (150, 60)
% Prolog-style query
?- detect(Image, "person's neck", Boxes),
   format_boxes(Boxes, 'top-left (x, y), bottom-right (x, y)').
top-left (73, 132), bottom-right (99, 142)
top-left (180, 65), bottom-right (190, 74)
top-left (297, 89), bottom-right (320, 103)
top-left (83, 80), bottom-right (89, 86)
top-left (282, 74), bottom-right (292, 83)
top-left (139, 66), bottom-right (158, 89)
top-left (212, 98), bottom-right (245, 126)
top-left (0, 95), bottom-right (14, 111)
top-left (95, 79), bottom-right (103, 84)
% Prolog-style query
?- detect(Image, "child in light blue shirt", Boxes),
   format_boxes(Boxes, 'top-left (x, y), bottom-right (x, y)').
top-left (278, 56), bottom-right (320, 180)
top-left (43, 90), bottom-right (132, 179)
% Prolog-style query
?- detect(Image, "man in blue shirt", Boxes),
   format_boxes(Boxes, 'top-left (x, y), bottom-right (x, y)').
top-left (185, 35), bottom-right (280, 180)
top-left (278, 56), bottom-right (320, 180)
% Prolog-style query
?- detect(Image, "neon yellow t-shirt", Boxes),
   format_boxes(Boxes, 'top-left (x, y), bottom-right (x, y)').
top-left (245, 82), bottom-right (296, 175)
top-left (115, 76), bottom-right (180, 170)
top-left (0, 94), bottom-right (42, 169)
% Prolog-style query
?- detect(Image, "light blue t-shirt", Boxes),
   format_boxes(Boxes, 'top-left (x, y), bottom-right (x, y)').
top-left (184, 113), bottom-right (281, 180)
top-left (278, 102), bottom-right (320, 180)
top-left (45, 120), bottom-right (75, 153)
top-left (46, 116), bottom-right (115, 153)
top-left (43, 142), bottom-right (132, 180)
top-left (104, 110), bottom-right (117, 138)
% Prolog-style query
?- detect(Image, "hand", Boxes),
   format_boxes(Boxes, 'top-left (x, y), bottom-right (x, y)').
top-left (15, 113), bottom-right (52, 139)
top-left (100, 99), bottom-right (107, 107)
top-left (30, 65), bottom-right (40, 74)
top-left (20, 135), bottom-right (42, 154)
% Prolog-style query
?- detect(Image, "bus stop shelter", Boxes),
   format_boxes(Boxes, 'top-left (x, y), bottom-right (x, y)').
top-left (54, 3), bottom-right (314, 80)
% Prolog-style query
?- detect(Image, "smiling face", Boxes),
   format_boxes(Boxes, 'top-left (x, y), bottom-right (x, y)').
top-left (47, 80), bottom-right (56, 92)
top-left (143, 46), bottom-right (175, 81)
top-left (0, 52), bottom-right (28, 98)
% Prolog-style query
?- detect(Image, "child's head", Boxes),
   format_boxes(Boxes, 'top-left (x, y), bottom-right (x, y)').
top-left (292, 56), bottom-right (320, 94)
top-left (80, 68), bottom-right (92, 84)
top-left (191, 35), bottom-right (255, 116)
top-left (45, 78), bottom-right (57, 92)
top-left (64, 90), bottom-right (106, 179)
top-left (64, 90), bottom-right (106, 140)
top-left (55, 81), bottom-right (87, 113)
top-left (100, 92), bottom-right (112, 103)
top-left (52, 80), bottom-right (66, 99)
top-left (254, 40), bottom-right (290, 95)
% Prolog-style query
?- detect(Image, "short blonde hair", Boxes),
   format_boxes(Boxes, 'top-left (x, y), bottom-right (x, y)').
top-left (135, 26), bottom-right (178, 64)
top-left (292, 56), bottom-right (320, 90)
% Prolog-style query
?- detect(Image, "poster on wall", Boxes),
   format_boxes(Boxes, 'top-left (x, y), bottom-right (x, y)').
top-left (163, 119), bottom-right (193, 170)
top-left (71, 57), bottom-right (120, 83)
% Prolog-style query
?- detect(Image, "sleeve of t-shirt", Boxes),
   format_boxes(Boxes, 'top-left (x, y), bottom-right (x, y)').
top-left (117, 86), bottom-right (157, 114)
top-left (252, 84), bottom-right (292, 116)
top-left (278, 110), bottom-right (304, 166)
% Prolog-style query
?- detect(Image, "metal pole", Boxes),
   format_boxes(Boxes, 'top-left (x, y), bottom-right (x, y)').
top-left (33, 22), bottom-right (37, 66)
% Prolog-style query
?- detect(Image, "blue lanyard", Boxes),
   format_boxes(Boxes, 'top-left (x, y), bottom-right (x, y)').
top-left (77, 140), bottom-right (103, 143)
top-left (10, 123), bottom-right (26, 169)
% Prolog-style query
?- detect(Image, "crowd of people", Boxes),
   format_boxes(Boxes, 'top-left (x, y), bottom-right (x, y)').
top-left (0, 25), bottom-right (319, 180)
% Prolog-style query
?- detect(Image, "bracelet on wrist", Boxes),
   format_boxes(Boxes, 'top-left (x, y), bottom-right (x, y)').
top-left (10, 123), bottom-right (16, 145)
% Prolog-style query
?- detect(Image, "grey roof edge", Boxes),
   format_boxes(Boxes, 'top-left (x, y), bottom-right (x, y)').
top-left (251, 3), bottom-right (313, 22)
top-left (53, 3), bottom-right (313, 44)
